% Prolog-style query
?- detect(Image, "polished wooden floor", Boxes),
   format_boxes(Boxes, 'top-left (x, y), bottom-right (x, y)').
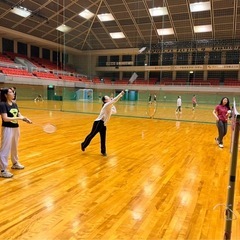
top-left (0, 100), bottom-right (239, 240)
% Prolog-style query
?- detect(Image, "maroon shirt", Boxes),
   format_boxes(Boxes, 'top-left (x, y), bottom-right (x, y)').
top-left (215, 104), bottom-right (228, 122)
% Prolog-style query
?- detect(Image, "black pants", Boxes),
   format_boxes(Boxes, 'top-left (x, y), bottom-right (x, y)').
top-left (216, 120), bottom-right (228, 144)
top-left (82, 120), bottom-right (106, 154)
top-left (176, 106), bottom-right (181, 112)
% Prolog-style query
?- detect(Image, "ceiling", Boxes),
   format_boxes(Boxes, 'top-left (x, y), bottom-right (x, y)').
top-left (0, 0), bottom-right (239, 54)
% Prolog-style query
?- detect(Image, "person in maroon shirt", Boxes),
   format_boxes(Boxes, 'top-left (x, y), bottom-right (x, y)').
top-left (213, 97), bottom-right (231, 148)
top-left (192, 94), bottom-right (197, 111)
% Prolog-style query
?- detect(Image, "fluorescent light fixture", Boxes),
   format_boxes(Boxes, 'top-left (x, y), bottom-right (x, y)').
top-left (190, 2), bottom-right (211, 12)
top-left (157, 28), bottom-right (174, 36)
top-left (97, 13), bottom-right (114, 22)
top-left (11, 6), bottom-right (31, 18)
top-left (149, 7), bottom-right (168, 17)
top-left (56, 24), bottom-right (72, 33)
top-left (110, 32), bottom-right (125, 39)
top-left (194, 24), bottom-right (212, 33)
top-left (79, 9), bottom-right (94, 19)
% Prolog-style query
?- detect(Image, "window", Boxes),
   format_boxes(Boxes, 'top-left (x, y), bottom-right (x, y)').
top-left (162, 53), bottom-right (173, 65)
top-left (31, 45), bottom-right (39, 58)
top-left (42, 48), bottom-right (50, 60)
top-left (226, 51), bottom-right (239, 64)
top-left (192, 52), bottom-right (205, 64)
top-left (98, 56), bottom-right (107, 66)
top-left (122, 55), bottom-right (132, 61)
top-left (2, 38), bottom-right (14, 52)
top-left (208, 51), bottom-right (221, 64)
top-left (110, 55), bottom-right (119, 62)
top-left (176, 52), bottom-right (188, 65)
top-left (17, 42), bottom-right (27, 55)
top-left (149, 54), bottom-right (159, 66)
top-left (135, 54), bottom-right (145, 66)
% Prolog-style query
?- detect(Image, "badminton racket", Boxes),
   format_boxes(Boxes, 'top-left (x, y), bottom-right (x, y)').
top-left (38, 123), bottom-right (56, 134)
top-left (23, 118), bottom-right (56, 134)
top-left (146, 101), bottom-right (157, 118)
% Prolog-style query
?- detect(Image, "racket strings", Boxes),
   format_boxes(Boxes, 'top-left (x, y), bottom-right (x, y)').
top-left (42, 123), bottom-right (56, 133)
top-left (213, 203), bottom-right (238, 220)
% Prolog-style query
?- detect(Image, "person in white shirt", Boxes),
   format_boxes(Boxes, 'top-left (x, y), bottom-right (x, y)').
top-left (176, 96), bottom-right (182, 114)
top-left (81, 91), bottom-right (125, 156)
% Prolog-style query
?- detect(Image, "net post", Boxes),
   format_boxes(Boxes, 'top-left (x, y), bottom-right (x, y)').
top-left (224, 104), bottom-right (240, 239)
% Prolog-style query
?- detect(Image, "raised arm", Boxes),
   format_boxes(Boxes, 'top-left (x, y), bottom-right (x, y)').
top-left (111, 91), bottom-right (125, 104)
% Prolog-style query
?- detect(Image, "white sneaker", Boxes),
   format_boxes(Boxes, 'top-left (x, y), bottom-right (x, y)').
top-left (0, 170), bottom-right (13, 178)
top-left (11, 163), bottom-right (25, 169)
top-left (219, 144), bottom-right (224, 148)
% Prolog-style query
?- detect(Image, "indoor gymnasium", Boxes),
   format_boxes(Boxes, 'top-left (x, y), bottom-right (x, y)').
top-left (0, 0), bottom-right (240, 239)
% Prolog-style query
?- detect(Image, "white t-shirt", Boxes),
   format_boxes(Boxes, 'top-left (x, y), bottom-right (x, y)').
top-left (177, 98), bottom-right (182, 107)
top-left (95, 92), bottom-right (123, 125)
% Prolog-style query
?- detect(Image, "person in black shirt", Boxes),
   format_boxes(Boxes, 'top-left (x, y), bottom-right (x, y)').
top-left (0, 88), bottom-right (32, 178)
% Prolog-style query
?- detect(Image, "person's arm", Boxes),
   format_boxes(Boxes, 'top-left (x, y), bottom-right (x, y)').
top-left (101, 91), bottom-right (125, 112)
top-left (111, 91), bottom-right (125, 104)
top-left (213, 109), bottom-right (219, 121)
top-left (1, 112), bottom-right (24, 122)
top-left (1, 111), bottom-right (32, 123)
top-left (18, 112), bottom-right (32, 123)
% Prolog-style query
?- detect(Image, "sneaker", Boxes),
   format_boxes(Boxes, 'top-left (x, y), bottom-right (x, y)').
top-left (11, 163), bottom-right (25, 169)
top-left (81, 143), bottom-right (85, 152)
top-left (219, 144), bottom-right (224, 148)
top-left (0, 170), bottom-right (13, 178)
top-left (215, 138), bottom-right (219, 145)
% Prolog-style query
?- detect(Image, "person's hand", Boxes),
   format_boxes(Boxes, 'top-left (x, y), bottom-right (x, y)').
top-left (23, 117), bottom-right (32, 124)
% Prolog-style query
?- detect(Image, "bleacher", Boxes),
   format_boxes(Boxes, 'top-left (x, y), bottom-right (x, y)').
top-left (79, 76), bottom-right (92, 83)
top-left (32, 71), bottom-right (59, 80)
top-left (0, 52), bottom-right (84, 81)
top-left (208, 79), bottom-right (220, 85)
top-left (0, 67), bottom-right (33, 77)
top-left (161, 79), bottom-right (187, 85)
top-left (224, 78), bottom-right (240, 86)
top-left (58, 74), bottom-right (80, 81)
top-left (114, 79), bottom-right (129, 84)
top-left (2, 52), bottom-right (240, 87)
top-left (31, 57), bottom-right (59, 70)
top-left (0, 53), bottom-right (14, 63)
top-left (191, 79), bottom-right (211, 86)
top-left (92, 77), bottom-right (102, 84)
top-left (134, 78), bottom-right (157, 85)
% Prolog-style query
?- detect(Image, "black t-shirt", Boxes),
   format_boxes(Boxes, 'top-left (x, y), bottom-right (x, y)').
top-left (0, 102), bottom-right (19, 128)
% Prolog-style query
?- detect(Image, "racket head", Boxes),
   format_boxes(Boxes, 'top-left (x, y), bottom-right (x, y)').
top-left (147, 101), bottom-right (157, 118)
top-left (42, 123), bottom-right (57, 134)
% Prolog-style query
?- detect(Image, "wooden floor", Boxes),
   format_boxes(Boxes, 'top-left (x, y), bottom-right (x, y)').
top-left (0, 100), bottom-right (240, 240)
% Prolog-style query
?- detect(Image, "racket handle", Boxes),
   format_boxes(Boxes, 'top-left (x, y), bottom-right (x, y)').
top-left (23, 117), bottom-right (32, 124)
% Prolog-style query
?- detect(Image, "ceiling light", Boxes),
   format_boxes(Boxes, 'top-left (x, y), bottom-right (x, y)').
top-left (190, 2), bottom-right (211, 12)
top-left (56, 24), bottom-right (72, 33)
top-left (79, 9), bottom-right (94, 19)
top-left (157, 28), bottom-right (174, 36)
top-left (110, 32), bottom-right (125, 39)
top-left (194, 25), bottom-right (212, 33)
top-left (97, 13), bottom-right (114, 22)
top-left (149, 7), bottom-right (168, 17)
top-left (11, 6), bottom-right (31, 18)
